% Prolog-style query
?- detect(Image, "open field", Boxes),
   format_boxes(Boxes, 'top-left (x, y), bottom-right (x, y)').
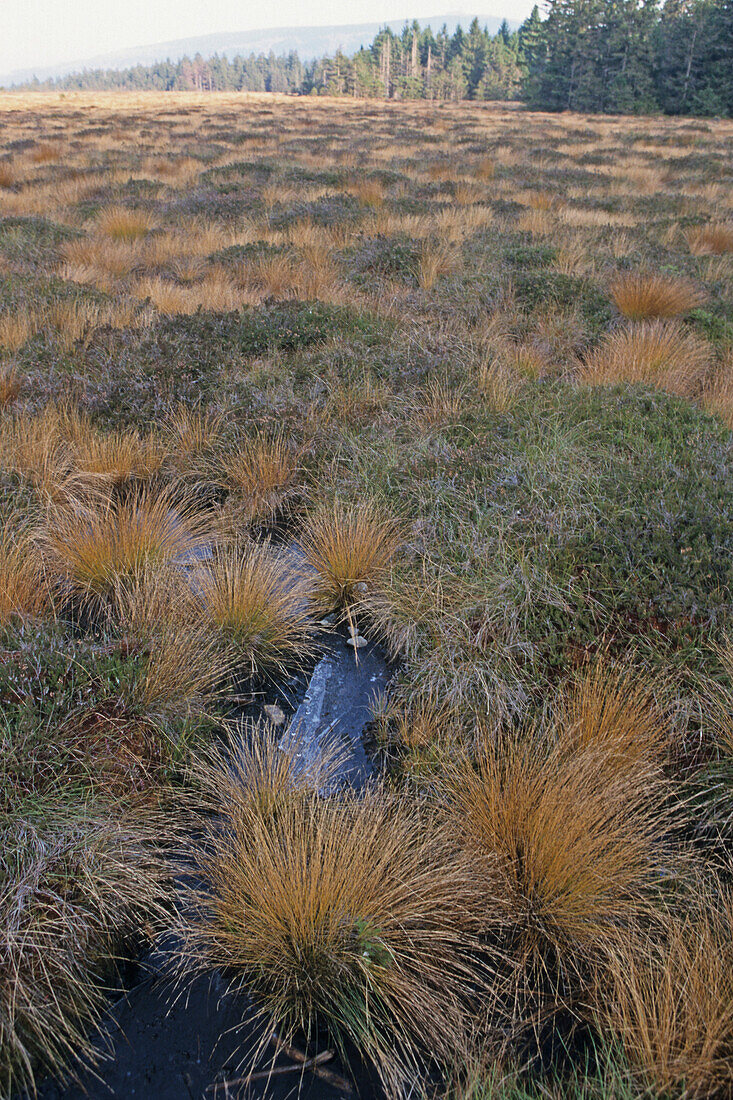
top-left (1, 91), bottom-right (733, 1099)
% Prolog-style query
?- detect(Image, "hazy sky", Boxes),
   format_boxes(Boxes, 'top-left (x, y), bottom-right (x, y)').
top-left (2, 0), bottom-right (535, 75)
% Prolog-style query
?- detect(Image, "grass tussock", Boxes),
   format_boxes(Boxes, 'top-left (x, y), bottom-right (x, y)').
top-left (579, 320), bottom-right (711, 396)
top-left (95, 205), bottom-right (155, 241)
top-left (42, 487), bottom-right (211, 602)
top-left (444, 717), bottom-right (672, 987)
top-left (0, 364), bottom-right (20, 407)
top-left (597, 895), bottom-right (733, 1098)
top-left (299, 499), bottom-right (403, 611)
top-left (0, 524), bottom-right (48, 628)
top-left (221, 430), bottom-right (300, 524)
top-left (609, 272), bottom-right (706, 320)
top-left (703, 349), bottom-right (733, 428)
top-left (685, 222), bottom-right (733, 256)
top-left (178, 731), bottom-right (485, 1098)
top-left (559, 660), bottom-right (670, 769)
top-left (416, 241), bottom-right (461, 290)
top-left (0, 163), bottom-right (16, 188)
top-left (0, 806), bottom-right (170, 1099)
top-left (112, 565), bottom-right (228, 721)
top-left (191, 543), bottom-right (316, 678)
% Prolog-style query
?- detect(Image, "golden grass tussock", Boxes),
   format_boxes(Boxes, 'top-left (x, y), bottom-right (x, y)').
top-left (299, 499), bottom-right (403, 611)
top-left (344, 177), bottom-right (387, 207)
top-left (444, 723), bottom-right (672, 985)
top-left (163, 403), bottom-right (222, 460)
top-left (0, 163), bottom-right (16, 188)
top-left (95, 205), bottom-right (155, 241)
top-left (416, 241), bottom-right (461, 291)
top-left (42, 487), bottom-right (211, 602)
top-left (111, 563), bottom-right (230, 721)
top-left (134, 270), bottom-right (248, 314)
top-left (609, 272), bottom-right (706, 320)
top-left (0, 364), bottom-right (20, 407)
top-left (685, 222), bottom-right (733, 256)
top-left (178, 732), bottom-right (486, 1097)
top-left (474, 157), bottom-right (495, 181)
top-left (0, 524), bottom-right (49, 628)
top-left (0, 407), bottom-right (87, 505)
top-left (61, 236), bottom-right (143, 280)
top-left (579, 320), bottom-right (711, 396)
top-left (28, 142), bottom-right (62, 164)
top-left (703, 349), bottom-right (733, 429)
top-left (191, 543), bottom-right (316, 678)
top-left (475, 356), bottom-right (524, 412)
top-left (221, 430), bottom-right (300, 524)
top-left (0, 807), bottom-right (170, 1100)
top-left (73, 426), bottom-right (165, 485)
top-left (0, 307), bottom-right (42, 353)
top-left (558, 661), bottom-right (670, 770)
top-left (596, 895), bottom-right (733, 1097)
top-left (415, 376), bottom-right (467, 427)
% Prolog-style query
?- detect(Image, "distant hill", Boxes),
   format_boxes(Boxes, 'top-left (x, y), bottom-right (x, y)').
top-left (1, 14), bottom-right (517, 87)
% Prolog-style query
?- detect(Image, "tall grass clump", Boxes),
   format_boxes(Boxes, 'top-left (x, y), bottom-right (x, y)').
top-left (685, 223), bottom-right (733, 256)
top-left (95, 205), bottom-right (155, 241)
top-left (112, 565), bottom-right (228, 724)
top-left (191, 543), bottom-right (316, 678)
top-left (178, 731), bottom-right (486, 1098)
top-left (0, 524), bottom-right (48, 628)
top-left (221, 430), bottom-right (300, 524)
top-left (0, 804), bottom-right (170, 1099)
top-left (42, 487), bottom-right (210, 603)
top-left (579, 320), bottom-right (711, 396)
top-left (299, 499), bottom-right (402, 611)
top-left (444, 711), bottom-right (673, 995)
top-left (596, 894), bottom-right (733, 1098)
top-left (0, 365), bottom-right (20, 407)
top-left (609, 273), bottom-right (705, 320)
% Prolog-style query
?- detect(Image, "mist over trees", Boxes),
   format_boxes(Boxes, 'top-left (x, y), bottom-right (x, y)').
top-left (13, 1), bottom-right (732, 117)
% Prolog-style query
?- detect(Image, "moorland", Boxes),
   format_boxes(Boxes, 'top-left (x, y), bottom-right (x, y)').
top-left (0, 90), bottom-right (733, 1099)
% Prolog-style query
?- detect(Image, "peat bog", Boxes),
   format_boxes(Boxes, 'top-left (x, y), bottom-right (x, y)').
top-left (0, 91), bottom-right (732, 1100)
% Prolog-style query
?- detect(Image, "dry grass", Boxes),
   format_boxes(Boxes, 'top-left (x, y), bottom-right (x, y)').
top-left (0, 806), bottom-right (170, 1099)
top-left (0, 408), bottom-right (87, 505)
top-left (69, 424), bottom-right (165, 485)
top-left (178, 732), bottom-right (485, 1097)
top-left (0, 364), bottom-right (20, 407)
top-left (191, 543), bottom-right (316, 678)
top-left (609, 273), bottom-right (706, 320)
top-left (95, 205), bottom-right (155, 241)
top-left (221, 430), bottom-right (300, 524)
top-left (597, 895), bottom-right (733, 1097)
top-left (29, 142), bottom-right (61, 164)
top-left (42, 487), bottom-right (211, 602)
top-left (0, 308), bottom-right (41, 353)
top-left (0, 524), bottom-right (48, 628)
top-left (685, 223), bottom-right (733, 256)
top-left (579, 320), bottom-right (712, 396)
top-left (558, 661), bottom-right (670, 770)
top-left (416, 241), bottom-right (461, 290)
top-left (445, 723), bottom-right (672, 986)
top-left (164, 404), bottom-right (222, 461)
top-left (703, 349), bottom-right (733, 428)
top-left (299, 499), bottom-right (403, 611)
top-left (345, 177), bottom-right (386, 207)
top-left (0, 163), bottom-right (16, 188)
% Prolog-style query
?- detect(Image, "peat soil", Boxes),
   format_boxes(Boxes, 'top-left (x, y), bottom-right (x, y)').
top-left (35, 629), bottom-right (391, 1100)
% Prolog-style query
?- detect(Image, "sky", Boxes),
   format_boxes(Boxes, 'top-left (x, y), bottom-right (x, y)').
top-left (2, 0), bottom-right (535, 76)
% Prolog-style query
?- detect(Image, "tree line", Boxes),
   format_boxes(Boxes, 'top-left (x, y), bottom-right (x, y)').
top-left (11, 1), bottom-right (732, 117)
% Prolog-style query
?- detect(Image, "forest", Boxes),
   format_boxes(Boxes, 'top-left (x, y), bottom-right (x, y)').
top-left (10, 0), bottom-right (733, 117)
